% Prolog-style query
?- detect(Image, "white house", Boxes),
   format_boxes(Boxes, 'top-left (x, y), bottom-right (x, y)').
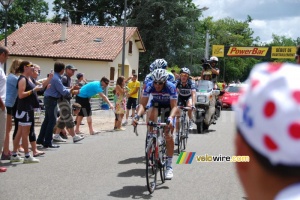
top-left (2, 21), bottom-right (146, 82)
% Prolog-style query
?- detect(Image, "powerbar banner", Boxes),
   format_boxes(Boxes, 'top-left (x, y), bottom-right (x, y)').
top-left (212, 45), bottom-right (296, 59)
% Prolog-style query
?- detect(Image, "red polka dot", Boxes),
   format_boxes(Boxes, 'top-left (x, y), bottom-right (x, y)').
top-left (251, 79), bottom-right (260, 89)
top-left (267, 63), bottom-right (282, 73)
top-left (289, 122), bottom-right (300, 139)
top-left (292, 91), bottom-right (300, 104)
top-left (264, 135), bottom-right (278, 151)
top-left (263, 101), bottom-right (276, 118)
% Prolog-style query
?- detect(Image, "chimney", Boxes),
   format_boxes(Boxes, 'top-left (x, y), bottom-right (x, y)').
top-left (61, 16), bottom-right (68, 41)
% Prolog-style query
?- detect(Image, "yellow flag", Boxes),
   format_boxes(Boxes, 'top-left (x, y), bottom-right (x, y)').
top-left (212, 45), bottom-right (224, 57)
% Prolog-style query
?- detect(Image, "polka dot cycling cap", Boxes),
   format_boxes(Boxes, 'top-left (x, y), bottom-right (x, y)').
top-left (234, 62), bottom-right (300, 166)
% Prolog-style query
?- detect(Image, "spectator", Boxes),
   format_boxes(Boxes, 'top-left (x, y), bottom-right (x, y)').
top-left (0, 46), bottom-right (9, 172)
top-left (171, 69), bottom-right (180, 80)
top-left (122, 74), bottom-right (140, 126)
top-left (75, 77), bottom-right (114, 134)
top-left (296, 45), bottom-right (300, 64)
top-left (53, 103), bottom-right (82, 137)
top-left (114, 76), bottom-right (127, 131)
top-left (37, 62), bottom-right (84, 148)
top-left (52, 64), bottom-right (79, 142)
top-left (2, 59), bottom-right (21, 161)
top-left (76, 73), bottom-right (87, 87)
top-left (234, 62), bottom-right (300, 199)
top-left (10, 61), bottom-right (43, 163)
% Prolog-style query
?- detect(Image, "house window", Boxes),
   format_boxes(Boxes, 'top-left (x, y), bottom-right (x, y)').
top-left (132, 70), bottom-right (136, 75)
top-left (129, 41), bottom-right (133, 54)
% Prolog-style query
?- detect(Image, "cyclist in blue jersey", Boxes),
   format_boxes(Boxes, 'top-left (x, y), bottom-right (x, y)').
top-left (133, 69), bottom-right (177, 180)
top-left (174, 67), bottom-right (196, 145)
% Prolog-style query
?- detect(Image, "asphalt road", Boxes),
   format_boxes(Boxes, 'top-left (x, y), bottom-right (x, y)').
top-left (0, 110), bottom-right (246, 200)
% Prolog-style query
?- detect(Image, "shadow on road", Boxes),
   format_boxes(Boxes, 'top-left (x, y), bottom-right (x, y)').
top-left (108, 185), bottom-right (150, 199)
top-left (118, 156), bottom-right (144, 164)
top-left (118, 168), bottom-right (145, 178)
top-left (108, 184), bottom-right (169, 199)
top-left (189, 129), bottom-right (216, 134)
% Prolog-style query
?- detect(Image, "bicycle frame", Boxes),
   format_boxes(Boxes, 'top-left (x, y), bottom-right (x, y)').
top-left (134, 121), bottom-right (167, 194)
top-left (177, 106), bottom-right (192, 154)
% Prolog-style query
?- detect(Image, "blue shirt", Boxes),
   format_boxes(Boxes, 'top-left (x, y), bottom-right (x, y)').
top-left (44, 72), bottom-right (71, 98)
top-left (5, 73), bottom-right (18, 107)
top-left (143, 81), bottom-right (177, 105)
top-left (77, 81), bottom-right (103, 98)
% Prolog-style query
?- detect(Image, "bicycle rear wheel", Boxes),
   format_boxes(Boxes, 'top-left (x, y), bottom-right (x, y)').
top-left (146, 142), bottom-right (157, 194)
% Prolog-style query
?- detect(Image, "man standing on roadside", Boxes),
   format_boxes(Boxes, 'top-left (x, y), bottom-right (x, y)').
top-left (0, 46), bottom-right (9, 172)
top-left (296, 45), bottom-right (300, 64)
top-left (122, 74), bottom-right (140, 126)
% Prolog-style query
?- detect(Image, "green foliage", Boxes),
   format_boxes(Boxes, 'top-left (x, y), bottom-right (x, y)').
top-left (0, 0), bottom-right (48, 41)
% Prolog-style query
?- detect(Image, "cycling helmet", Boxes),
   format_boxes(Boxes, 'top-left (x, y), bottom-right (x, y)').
top-left (149, 62), bottom-right (156, 72)
top-left (180, 67), bottom-right (190, 75)
top-left (153, 59), bottom-right (168, 70)
top-left (151, 69), bottom-right (168, 82)
top-left (210, 56), bottom-right (218, 62)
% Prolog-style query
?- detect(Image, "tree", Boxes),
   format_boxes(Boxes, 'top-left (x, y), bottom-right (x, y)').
top-left (0, 0), bottom-right (48, 40)
top-left (129, 0), bottom-right (205, 78)
top-left (51, 0), bottom-right (138, 26)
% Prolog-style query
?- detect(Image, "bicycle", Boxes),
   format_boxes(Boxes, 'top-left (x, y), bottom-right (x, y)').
top-left (176, 106), bottom-right (192, 154)
top-left (134, 121), bottom-right (168, 194)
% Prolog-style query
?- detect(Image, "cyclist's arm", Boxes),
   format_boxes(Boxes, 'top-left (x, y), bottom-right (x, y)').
top-left (169, 99), bottom-right (178, 119)
top-left (136, 96), bottom-right (148, 117)
top-left (191, 90), bottom-right (196, 106)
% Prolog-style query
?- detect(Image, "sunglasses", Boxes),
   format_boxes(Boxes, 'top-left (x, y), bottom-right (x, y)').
top-left (26, 64), bottom-right (33, 67)
top-left (154, 81), bottom-right (164, 85)
top-left (180, 73), bottom-right (188, 77)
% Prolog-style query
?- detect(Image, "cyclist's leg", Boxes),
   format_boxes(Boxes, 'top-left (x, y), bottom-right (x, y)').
top-left (186, 97), bottom-right (193, 120)
top-left (147, 106), bottom-right (158, 133)
top-left (162, 106), bottom-right (174, 179)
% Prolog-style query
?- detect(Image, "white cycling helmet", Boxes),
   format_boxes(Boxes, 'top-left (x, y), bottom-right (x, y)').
top-left (180, 67), bottom-right (190, 75)
top-left (153, 59), bottom-right (168, 69)
top-left (149, 62), bottom-right (156, 72)
top-left (151, 69), bottom-right (168, 82)
top-left (210, 56), bottom-right (219, 62)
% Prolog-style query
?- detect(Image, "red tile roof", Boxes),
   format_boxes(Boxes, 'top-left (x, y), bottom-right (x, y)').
top-left (2, 22), bottom-right (145, 61)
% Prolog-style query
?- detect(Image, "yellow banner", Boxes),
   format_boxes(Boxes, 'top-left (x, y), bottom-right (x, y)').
top-left (227, 47), bottom-right (268, 56)
top-left (212, 45), bottom-right (224, 57)
top-left (271, 46), bottom-right (296, 58)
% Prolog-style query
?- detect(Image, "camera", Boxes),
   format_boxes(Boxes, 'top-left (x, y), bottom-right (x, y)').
top-left (201, 58), bottom-right (212, 71)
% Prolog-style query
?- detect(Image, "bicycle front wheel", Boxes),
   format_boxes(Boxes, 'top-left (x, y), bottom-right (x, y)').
top-left (146, 142), bottom-right (157, 194)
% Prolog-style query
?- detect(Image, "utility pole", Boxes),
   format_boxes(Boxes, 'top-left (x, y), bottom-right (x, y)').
top-left (121, 0), bottom-right (127, 76)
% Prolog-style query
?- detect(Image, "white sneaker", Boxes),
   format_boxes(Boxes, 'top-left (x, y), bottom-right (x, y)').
top-left (73, 135), bottom-right (85, 143)
top-left (174, 135), bottom-right (179, 145)
top-left (189, 121), bottom-right (193, 130)
top-left (53, 134), bottom-right (66, 142)
top-left (10, 155), bottom-right (24, 163)
top-left (122, 121), bottom-right (128, 126)
top-left (165, 167), bottom-right (173, 180)
top-left (23, 156), bottom-right (40, 164)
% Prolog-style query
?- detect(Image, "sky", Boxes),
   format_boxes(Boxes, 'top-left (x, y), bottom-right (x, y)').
top-left (193, 0), bottom-right (300, 43)
top-left (45, 0), bottom-right (300, 43)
